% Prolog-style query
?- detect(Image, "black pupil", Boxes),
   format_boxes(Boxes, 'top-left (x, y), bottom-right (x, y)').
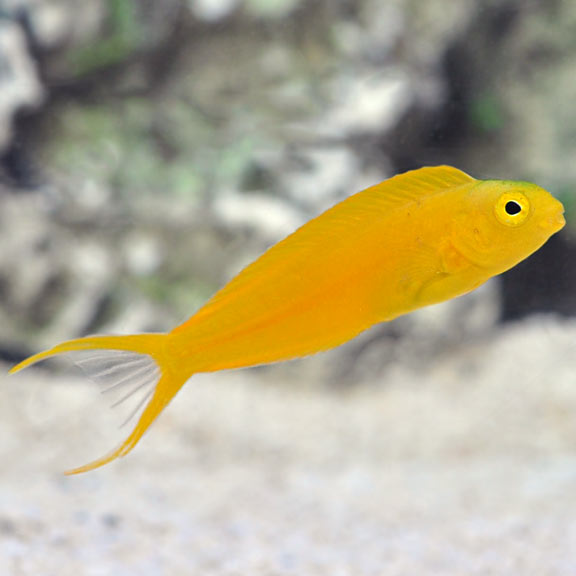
top-left (505, 201), bottom-right (522, 215)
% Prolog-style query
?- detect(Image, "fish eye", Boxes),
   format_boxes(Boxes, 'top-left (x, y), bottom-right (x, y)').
top-left (505, 200), bottom-right (522, 215)
top-left (495, 192), bottom-right (530, 227)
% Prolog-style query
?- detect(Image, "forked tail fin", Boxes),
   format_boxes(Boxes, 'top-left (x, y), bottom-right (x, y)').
top-left (9, 333), bottom-right (190, 475)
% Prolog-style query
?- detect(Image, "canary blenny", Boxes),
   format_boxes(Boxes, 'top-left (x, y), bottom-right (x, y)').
top-left (10, 166), bottom-right (565, 474)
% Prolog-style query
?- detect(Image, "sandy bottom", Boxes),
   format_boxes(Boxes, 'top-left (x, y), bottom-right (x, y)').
top-left (2, 316), bottom-right (576, 575)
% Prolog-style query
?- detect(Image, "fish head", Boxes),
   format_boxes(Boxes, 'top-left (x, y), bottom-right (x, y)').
top-left (451, 179), bottom-right (565, 273)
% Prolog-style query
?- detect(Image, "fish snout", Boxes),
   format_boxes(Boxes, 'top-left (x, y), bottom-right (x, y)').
top-left (539, 201), bottom-right (566, 233)
top-left (555, 211), bottom-right (567, 230)
top-left (549, 209), bottom-right (566, 233)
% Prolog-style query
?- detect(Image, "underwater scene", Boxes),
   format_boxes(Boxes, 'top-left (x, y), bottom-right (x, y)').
top-left (1, 1), bottom-right (576, 574)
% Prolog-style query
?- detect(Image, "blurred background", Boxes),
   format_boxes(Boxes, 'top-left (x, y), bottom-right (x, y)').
top-left (2, 0), bottom-right (576, 574)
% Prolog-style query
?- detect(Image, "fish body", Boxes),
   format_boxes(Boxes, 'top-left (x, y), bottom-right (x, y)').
top-left (170, 168), bottom-right (564, 371)
top-left (10, 166), bottom-right (565, 473)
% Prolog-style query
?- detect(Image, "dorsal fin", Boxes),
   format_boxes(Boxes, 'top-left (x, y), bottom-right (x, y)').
top-left (358, 165), bottom-right (476, 209)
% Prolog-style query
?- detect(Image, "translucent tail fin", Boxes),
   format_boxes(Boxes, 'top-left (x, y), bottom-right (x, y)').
top-left (9, 333), bottom-right (190, 475)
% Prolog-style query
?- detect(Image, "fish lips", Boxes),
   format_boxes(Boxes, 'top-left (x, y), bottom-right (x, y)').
top-left (538, 200), bottom-right (566, 234)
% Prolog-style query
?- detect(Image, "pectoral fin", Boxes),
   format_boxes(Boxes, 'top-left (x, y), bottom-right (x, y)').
top-left (414, 249), bottom-right (481, 308)
top-left (401, 237), bottom-right (475, 308)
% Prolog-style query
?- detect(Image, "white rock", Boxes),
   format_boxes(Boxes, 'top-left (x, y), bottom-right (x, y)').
top-left (214, 190), bottom-right (303, 240)
top-left (189, 0), bottom-right (240, 22)
top-left (124, 233), bottom-right (163, 277)
top-left (321, 72), bottom-right (413, 136)
top-left (284, 148), bottom-right (361, 210)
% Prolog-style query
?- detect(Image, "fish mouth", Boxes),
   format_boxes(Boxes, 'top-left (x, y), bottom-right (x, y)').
top-left (549, 209), bottom-right (566, 232)
top-left (539, 203), bottom-right (566, 233)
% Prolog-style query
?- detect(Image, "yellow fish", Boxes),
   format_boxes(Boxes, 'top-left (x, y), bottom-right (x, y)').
top-left (10, 166), bottom-right (565, 474)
